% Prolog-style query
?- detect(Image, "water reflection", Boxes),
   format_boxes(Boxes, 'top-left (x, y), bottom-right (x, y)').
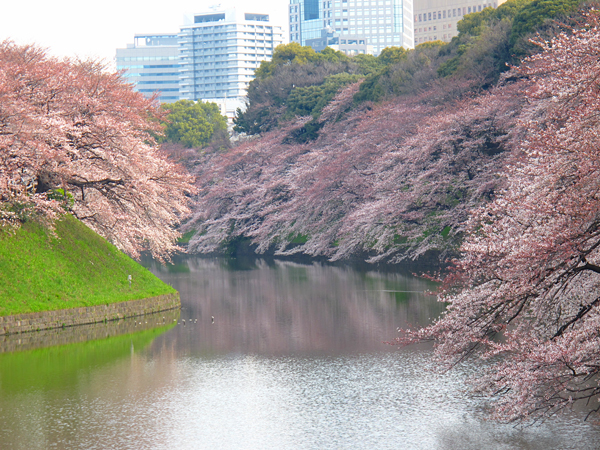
top-left (1, 256), bottom-right (600, 449)
top-left (147, 256), bottom-right (443, 355)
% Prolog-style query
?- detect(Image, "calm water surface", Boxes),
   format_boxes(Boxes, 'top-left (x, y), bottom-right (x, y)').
top-left (1, 256), bottom-right (600, 449)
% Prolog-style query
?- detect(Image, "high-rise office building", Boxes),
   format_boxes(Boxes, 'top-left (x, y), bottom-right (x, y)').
top-left (178, 8), bottom-right (284, 103)
top-left (289, 0), bottom-right (414, 56)
top-left (115, 34), bottom-right (180, 103)
top-left (115, 8), bottom-right (284, 116)
top-left (413, 0), bottom-right (506, 44)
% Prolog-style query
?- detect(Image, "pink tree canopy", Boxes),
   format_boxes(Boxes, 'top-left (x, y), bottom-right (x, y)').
top-left (396, 17), bottom-right (600, 421)
top-left (0, 41), bottom-right (195, 260)
top-left (187, 78), bottom-right (523, 262)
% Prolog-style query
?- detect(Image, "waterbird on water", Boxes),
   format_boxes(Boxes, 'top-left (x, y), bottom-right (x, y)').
top-left (211, 316), bottom-right (215, 324)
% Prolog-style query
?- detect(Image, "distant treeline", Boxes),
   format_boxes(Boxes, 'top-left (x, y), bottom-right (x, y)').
top-left (234, 0), bottom-right (589, 142)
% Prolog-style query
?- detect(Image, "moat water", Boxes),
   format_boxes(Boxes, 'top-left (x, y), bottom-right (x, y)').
top-left (1, 256), bottom-right (599, 449)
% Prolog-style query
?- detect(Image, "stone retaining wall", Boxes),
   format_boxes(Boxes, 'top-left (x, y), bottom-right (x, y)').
top-left (0, 293), bottom-right (180, 336)
top-left (0, 309), bottom-right (180, 353)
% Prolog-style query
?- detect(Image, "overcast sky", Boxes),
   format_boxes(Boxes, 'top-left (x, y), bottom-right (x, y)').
top-left (1, 1), bottom-right (289, 69)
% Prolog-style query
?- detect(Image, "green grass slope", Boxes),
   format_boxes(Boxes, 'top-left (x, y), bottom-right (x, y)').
top-left (0, 215), bottom-right (175, 316)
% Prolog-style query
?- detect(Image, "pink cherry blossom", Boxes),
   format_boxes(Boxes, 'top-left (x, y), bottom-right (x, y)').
top-left (0, 41), bottom-right (195, 260)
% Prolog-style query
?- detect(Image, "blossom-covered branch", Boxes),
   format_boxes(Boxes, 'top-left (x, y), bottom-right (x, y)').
top-left (395, 15), bottom-right (600, 421)
top-left (0, 41), bottom-right (195, 260)
top-left (187, 78), bottom-right (523, 263)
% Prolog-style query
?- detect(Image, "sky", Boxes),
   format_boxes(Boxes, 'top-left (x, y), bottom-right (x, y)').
top-left (1, 1), bottom-right (289, 69)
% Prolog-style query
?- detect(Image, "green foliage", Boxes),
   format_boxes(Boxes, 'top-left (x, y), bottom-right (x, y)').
top-left (177, 230), bottom-right (196, 244)
top-left (0, 215), bottom-right (175, 316)
top-left (160, 100), bottom-right (228, 149)
top-left (378, 46), bottom-right (409, 65)
top-left (457, 7), bottom-right (501, 36)
top-left (438, 0), bottom-right (587, 81)
top-left (238, 0), bottom-right (593, 136)
top-left (441, 226), bottom-right (452, 238)
top-left (236, 46), bottom-right (362, 135)
top-left (236, 43), bottom-right (397, 135)
top-left (254, 43), bottom-right (350, 81)
top-left (288, 233), bottom-right (309, 244)
top-left (457, 0), bottom-right (531, 37)
top-left (354, 43), bottom-right (445, 103)
top-left (47, 188), bottom-right (74, 210)
top-left (353, 72), bottom-right (387, 103)
top-left (283, 119), bottom-right (324, 143)
top-left (286, 73), bottom-right (362, 118)
top-left (351, 53), bottom-right (382, 75)
top-left (509, 0), bottom-right (584, 56)
top-left (436, 1), bottom-right (527, 80)
top-left (254, 43), bottom-right (319, 80)
top-left (318, 46), bottom-right (349, 63)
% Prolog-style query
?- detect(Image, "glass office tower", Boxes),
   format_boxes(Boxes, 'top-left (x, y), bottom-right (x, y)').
top-left (289, 0), bottom-right (414, 55)
top-left (116, 34), bottom-right (180, 103)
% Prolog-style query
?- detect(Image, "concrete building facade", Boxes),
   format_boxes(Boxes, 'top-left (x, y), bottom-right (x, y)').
top-left (115, 34), bottom-right (180, 103)
top-left (289, 0), bottom-right (414, 56)
top-left (413, 0), bottom-right (506, 44)
top-left (178, 9), bottom-right (284, 102)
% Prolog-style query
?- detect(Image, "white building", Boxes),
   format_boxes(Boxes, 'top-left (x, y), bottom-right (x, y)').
top-left (115, 34), bottom-right (180, 103)
top-left (178, 8), bottom-right (284, 102)
top-left (289, 0), bottom-right (414, 56)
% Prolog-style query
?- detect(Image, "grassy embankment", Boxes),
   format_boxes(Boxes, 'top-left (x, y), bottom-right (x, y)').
top-left (0, 215), bottom-right (175, 316)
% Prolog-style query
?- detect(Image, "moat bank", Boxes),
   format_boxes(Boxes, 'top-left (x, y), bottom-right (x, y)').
top-left (0, 215), bottom-right (176, 317)
top-left (0, 292), bottom-right (180, 336)
top-left (0, 307), bottom-right (180, 352)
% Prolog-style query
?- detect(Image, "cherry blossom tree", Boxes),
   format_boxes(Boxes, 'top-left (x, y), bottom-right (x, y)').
top-left (0, 41), bottom-right (194, 260)
top-left (396, 16), bottom-right (600, 421)
top-left (186, 75), bottom-right (524, 263)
